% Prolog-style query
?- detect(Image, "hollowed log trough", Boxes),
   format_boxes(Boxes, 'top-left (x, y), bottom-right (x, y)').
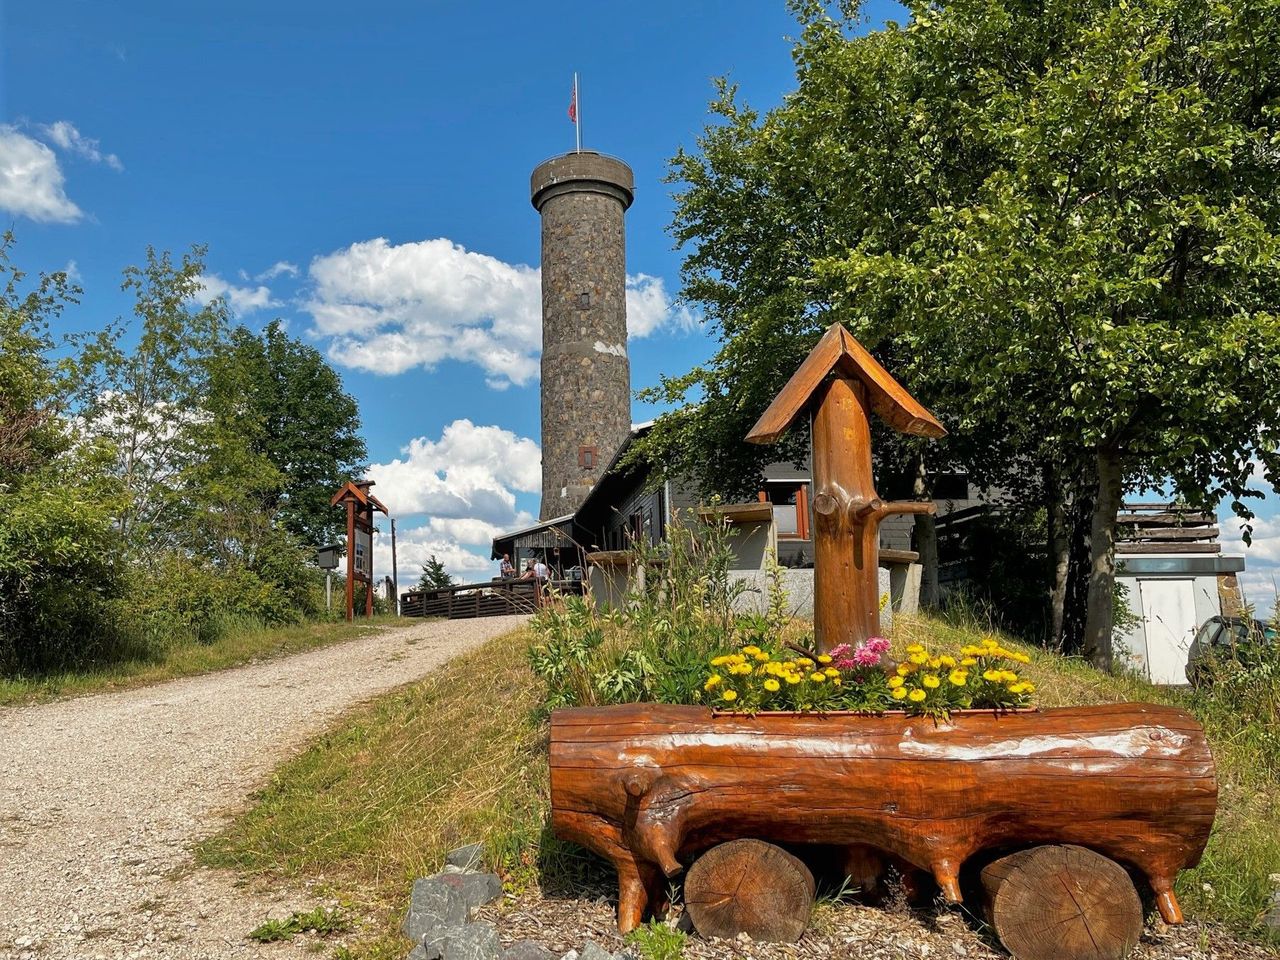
top-left (549, 702), bottom-right (1217, 940)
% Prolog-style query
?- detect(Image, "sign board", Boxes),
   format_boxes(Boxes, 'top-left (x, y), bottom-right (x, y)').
top-left (316, 544), bottom-right (342, 571)
top-left (353, 528), bottom-right (372, 580)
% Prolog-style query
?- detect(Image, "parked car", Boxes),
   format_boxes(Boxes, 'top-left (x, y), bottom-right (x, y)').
top-left (1185, 615), bottom-right (1277, 685)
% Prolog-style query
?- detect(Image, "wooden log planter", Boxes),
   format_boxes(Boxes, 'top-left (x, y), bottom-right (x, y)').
top-left (549, 702), bottom-right (1217, 959)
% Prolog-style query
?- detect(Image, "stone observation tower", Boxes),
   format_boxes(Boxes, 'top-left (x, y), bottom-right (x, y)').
top-left (531, 151), bottom-right (635, 520)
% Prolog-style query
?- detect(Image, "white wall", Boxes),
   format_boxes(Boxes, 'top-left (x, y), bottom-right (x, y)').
top-left (1116, 573), bottom-right (1221, 684)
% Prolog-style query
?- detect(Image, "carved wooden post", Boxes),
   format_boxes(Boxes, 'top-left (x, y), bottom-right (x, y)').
top-left (747, 324), bottom-right (946, 652)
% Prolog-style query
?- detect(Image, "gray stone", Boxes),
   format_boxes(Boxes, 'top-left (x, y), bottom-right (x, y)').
top-left (559, 952), bottom-right (579, 960)
top-left (424, 921), bottom-right (501, 960)
top-left (433, 869), bottom-right (503, 911)
top-left (501, 941), bottom-right (556, 960)
top-left (409, 946), bottom-right (429, 960)
top-left (446, 842), bottom-right (485, 871)
top-left (403, 877), bottom-right (468, 943)
top-left (576, 943), bottom-right (613, 960)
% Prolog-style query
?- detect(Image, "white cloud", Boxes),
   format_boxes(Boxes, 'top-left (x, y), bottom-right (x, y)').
top-left (305, 237), bottom-right (695, 386)
top-left (0, 126), bottom-right (83, 223)
top-left (372, 525), bottom-right (496, 588)
top-left (197, 273), bottom-right (280, 315)
top-left (367, 418), bottom-right (540, 524)
top-left (256, 260), bottom-right (299, 281)
top-left (626, 273), bottom-right (697, 337)
top-left (1220, 513), bottom-right (1280, 620)
top-left (365, 419), bottom-right (542, 583)
top-left (38, 121), bottom-right (123, 171)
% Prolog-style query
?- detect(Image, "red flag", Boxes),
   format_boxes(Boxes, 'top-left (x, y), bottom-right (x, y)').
top-left (568, 85), bottom-right (577, 123)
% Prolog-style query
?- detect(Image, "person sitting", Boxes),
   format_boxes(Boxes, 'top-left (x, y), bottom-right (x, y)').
top-left (499, 553), bottom-right (515, 579)
top-left (533, 559), bottom-right (550, 581)
top-left (519, 559), bottom-right (536, 580)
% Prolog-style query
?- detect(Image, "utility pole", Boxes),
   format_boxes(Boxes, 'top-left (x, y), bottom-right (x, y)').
top-left (391, 517), bottom-right (400, 616)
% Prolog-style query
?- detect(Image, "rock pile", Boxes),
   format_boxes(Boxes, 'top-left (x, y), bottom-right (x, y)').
top-left (404, 845), bottom-right (633, 960)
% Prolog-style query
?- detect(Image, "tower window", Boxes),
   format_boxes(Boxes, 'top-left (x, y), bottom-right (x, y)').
top-left (579, 445), bottom-right (598, 469)
top-left (578, 292), bottom-right (590, 309)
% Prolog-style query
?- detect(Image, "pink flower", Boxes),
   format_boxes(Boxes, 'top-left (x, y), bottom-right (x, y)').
top-left (852, 645), bottom-right (882, 667)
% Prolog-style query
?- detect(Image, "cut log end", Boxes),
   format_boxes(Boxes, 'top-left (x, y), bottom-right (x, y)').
top-left (980, 845), bottom-right (1143, 960)
top-left (684, 839), bottom-right (815, 943)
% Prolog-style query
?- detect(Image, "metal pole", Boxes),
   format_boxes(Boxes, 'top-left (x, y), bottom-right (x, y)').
top-left (326, 571), bottom-right (332, 615)
top-left (391, 517), bottom-right (399, 616)
top-left (574, 72), bottom-right (581, 153)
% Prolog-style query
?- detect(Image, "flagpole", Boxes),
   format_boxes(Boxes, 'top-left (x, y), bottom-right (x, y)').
top-left (574, 72), bottom-right (581, 153)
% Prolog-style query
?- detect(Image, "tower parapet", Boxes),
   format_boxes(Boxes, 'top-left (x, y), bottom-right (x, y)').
top-left (532, 152), bottom-right (635, 520)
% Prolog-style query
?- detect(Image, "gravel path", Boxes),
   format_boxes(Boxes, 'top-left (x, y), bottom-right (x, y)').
top-left (0, 615), bottom-right (529, 960)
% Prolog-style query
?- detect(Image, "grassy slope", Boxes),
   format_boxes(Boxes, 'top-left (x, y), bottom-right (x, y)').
top-left (198, 617), bottom-right (1280, 958)
top-left (0, 615), bottom-right (410, 706)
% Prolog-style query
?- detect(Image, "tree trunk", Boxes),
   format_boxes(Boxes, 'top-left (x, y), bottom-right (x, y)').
top-left (684, 839), bottom-right (815, 942)
top-left (1060, 463), bottom-right (1095, 655)
top-left (913, 455), bottom-right (940, 609)
top-left (1082, 449), bottom-right (1124, 671)
top-left (980, 844), bottom-right (1143, 960)
top-left (1047, 464), bottom-right (1070, 650)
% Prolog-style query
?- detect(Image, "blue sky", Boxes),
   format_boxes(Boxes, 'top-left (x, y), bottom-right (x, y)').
top-left (3, 0), bottom-right (1276, 615)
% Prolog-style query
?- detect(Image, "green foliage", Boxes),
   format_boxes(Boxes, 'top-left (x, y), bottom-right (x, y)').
top-left (216, 322), bottom-right (367, 547)
top-left (247, 907), bottom-right (349, 943)
top-left (528, 513), bottom-right (762, 710)
top-left (625, 920), bottom-right (686, 960)
top-left (417, 554), bottom-right (455, 590)
top-left (0, 236), bottom-right (364, 677)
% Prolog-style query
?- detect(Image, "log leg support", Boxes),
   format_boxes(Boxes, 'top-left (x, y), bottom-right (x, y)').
top-left (615, 856), bottom-right (661, 934)
top-left (1152, 880), bottom-right (1184, 925)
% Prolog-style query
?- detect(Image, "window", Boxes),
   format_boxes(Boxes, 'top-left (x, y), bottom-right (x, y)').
top-left (760, 481), bottom-right (810, 539)
top-left (578, 445), bottom-right (598, 469)
top-left (578, 292), bottom-right (591, 309)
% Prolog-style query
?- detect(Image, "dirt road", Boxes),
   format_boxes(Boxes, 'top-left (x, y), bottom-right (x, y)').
top-left (0, 615), bottom-right (528, 960)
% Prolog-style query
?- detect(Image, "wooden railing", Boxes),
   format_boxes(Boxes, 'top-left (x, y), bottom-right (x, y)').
top-left (400, 579), bottom-right (543, 619)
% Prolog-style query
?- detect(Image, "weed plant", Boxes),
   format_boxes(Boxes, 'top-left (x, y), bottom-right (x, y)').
top-left (528, 512), bottom-right (796, 710)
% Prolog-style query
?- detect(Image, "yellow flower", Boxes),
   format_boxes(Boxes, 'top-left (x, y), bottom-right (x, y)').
top-left (999, 670), bottom-right (1018, 683)
top-left (939, 655), bottom-right (957, 668)
top-left (888, 675), bottom-right (905, 689)
top-left (896, 664), bottom-right (913, 676)
top-left (754, 651), bottom-right (771, 662)
top-left (960, 657), bottom-right (978, 667)
top-left (909, 652), bottom-right (929, 665)
top-left (832, 677), bottom-right (842, 686)
top-left (824, 668), bottom-right (840, 678)
top-left (983, 669), bottom-right (1002, 682)
top-left (892, 687), bottom-right (908, 700)
top-left (922, 674), bottom-right (941, 689)
top-left (742, 645), bottom-right (761, 656)
top-left (949, 670), bottom-right (968, 686)
top-left (908, 689), bottom-right (927, 702)
top-left (1023, 682), bottom-right (1036, 694)
top-left (722, 689), bottom-right (738, 702)
top-left (1012, 652), bottom-right (1031, 664)
top-left (1008, 682), bottom-right (1026, 694)
top-left (928, 658), bottom-right (942, 669)
top-left (810, 672), bottom-right (826, 683)
top-left (960, 645), bottom-right (980, 657)
top-left (785, 674), bottom-right (802, 685)
top-left (710, 656), bottom-right (729, 667)
top-left (905, 644), bottom-right (924, 654)
top-left (763, 678), bottom-right (781, 692)
top-left (817, 654), bottom-right (833, 664)
top-left (704, 675), bottom-right (722, 690)
top-left (797, 657), bottom-right (814, 668)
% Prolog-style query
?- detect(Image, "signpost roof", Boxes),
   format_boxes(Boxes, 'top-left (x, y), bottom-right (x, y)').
top-left (745, 323), bottom-right (946, 444)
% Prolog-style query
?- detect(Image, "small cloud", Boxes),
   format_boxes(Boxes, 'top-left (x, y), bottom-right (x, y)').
top-left (256, 260), bottom-right (299, 281)
top-left (39, 121), bottom-right (123, 171)
top-left (63, 260), bottom-right (82, 282)
top-left (197, 273), bottom-right (281, 316)
top-left (0, 126), bottom-right (83, 223)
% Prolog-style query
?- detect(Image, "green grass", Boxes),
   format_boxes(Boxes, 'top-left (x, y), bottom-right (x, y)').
top-left (0, 615), bottom-right (411, 707)
top-left (199, 615), bottom-right (1280, 957)
top-left (625, 920), bottom-right (687, 960)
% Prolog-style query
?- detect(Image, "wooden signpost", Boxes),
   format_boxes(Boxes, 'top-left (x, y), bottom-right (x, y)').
top-left (330, 480), bottom-right (388, 620)
top-left (746, 323), bottom-right (946, 652)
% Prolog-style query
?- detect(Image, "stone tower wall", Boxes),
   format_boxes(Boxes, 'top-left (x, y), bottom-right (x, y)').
top-left (532, 152), bottom-right (635, 521)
